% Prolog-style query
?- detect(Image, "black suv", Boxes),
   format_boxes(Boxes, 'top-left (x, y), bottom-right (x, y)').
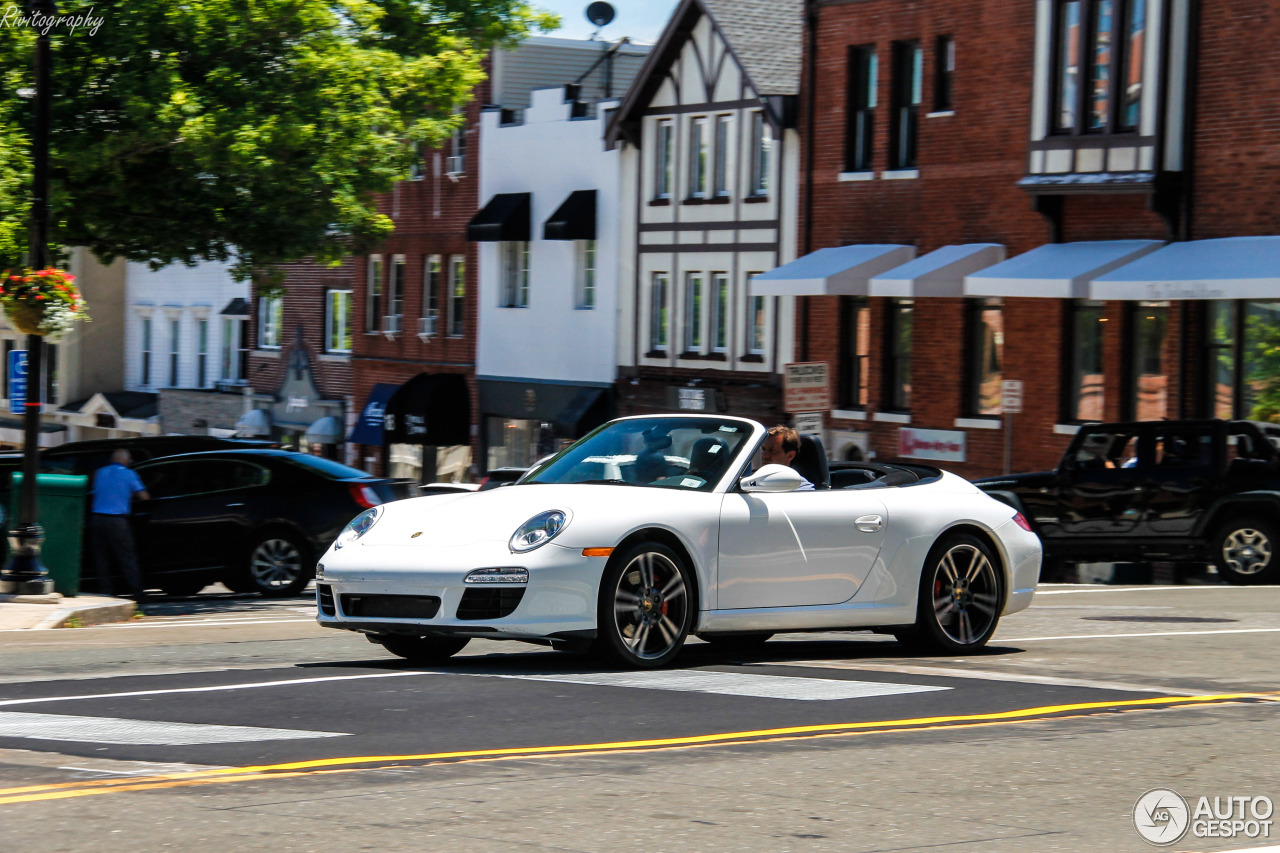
top-left (976, 419), bottom-right (1280, 584)
top-left (0, 435), bottom-right (274, 482)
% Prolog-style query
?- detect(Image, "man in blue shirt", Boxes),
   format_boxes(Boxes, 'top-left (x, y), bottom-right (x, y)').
top-left (90, 449), bottom-right (150, 601)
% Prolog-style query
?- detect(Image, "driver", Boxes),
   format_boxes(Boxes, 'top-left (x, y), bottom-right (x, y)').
top-left (760, 425), bottom-right (814, 491)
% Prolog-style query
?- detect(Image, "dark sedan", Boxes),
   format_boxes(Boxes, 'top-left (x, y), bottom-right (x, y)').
top-left (129, 450), bottom-right (415, 597)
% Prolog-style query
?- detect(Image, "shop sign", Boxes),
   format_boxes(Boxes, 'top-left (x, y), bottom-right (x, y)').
top-left (783, 362), bottom-right (830, 413)
top-left (792, 412), bottom-right (823, 436)
top-left (898, 427), bottom-right (966, 462)
top-left (678, 388), bottom-right (707, 411)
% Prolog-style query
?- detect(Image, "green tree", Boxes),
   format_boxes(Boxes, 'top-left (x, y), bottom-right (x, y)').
top-left (0, 0), bottom-right (556, 286)
top-left (1247, 313), bottom-right (1280, 423)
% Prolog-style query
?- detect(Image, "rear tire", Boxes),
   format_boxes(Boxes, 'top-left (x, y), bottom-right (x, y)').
top-left (1213, 516), bottom-right (1280, 585)
top-left (231, 529), bottom-right (313, 597)
top-left (372, 634), bottom-right (469, 664)
top-left (903, 533), bottom-right (1004, 655)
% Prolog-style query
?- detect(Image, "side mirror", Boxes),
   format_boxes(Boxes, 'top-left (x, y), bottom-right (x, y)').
top-left (740, 464), bottom-right (804, 493)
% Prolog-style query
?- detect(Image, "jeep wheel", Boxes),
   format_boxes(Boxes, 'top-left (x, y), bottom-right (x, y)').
top-left (1213, 517), bottom-right (1280, 585)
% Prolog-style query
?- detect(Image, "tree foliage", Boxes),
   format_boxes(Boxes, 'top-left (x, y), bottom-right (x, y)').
top-left (0, 0), bottom-right (557, 285)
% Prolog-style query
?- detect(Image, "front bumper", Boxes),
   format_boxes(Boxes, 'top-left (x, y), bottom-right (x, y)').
top-left (314, 539), bottom-right (603, 640)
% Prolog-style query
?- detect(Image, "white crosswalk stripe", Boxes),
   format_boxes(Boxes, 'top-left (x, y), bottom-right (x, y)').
top-left (482, 670), bottom-right (949, 701)
top-left (0, 711), bottom-right (348, 745)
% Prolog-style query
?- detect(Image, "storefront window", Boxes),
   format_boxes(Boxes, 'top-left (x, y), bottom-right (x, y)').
top-left (1245, 301), bottom-right (1280, 421)
top-left (967, 298), bottom-right (1003, 416)
top-left (1066, 300), bottom-right (1105, 422)
top-left (487, 418), bottom-right (557, 471)
top-left (1126, 301), bottom-right (1169, 421)
top-left (884, 299), bottom-right (913, 411)
top-left (1205, 301), bottom-right (1236, 418)
top-left (838, 297), bottom-right (870, 409)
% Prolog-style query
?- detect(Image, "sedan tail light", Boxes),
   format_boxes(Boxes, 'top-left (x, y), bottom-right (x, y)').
top-left (349, 485), bottom-right (383, 509)
top-left (1012, 512), bottom-right (1033, 532)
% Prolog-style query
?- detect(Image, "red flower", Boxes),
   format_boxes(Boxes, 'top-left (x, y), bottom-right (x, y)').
top-left (35, 295), bottom-right (45, 300)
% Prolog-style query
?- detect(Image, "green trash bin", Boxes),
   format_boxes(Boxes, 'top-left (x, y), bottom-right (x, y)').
top-left (8, 473), bottom-right (90, 596)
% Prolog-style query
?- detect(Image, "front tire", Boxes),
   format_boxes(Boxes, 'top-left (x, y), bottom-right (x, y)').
top-left (231, 529), bottom-right (312, 597)
top-left (900, 533), bottom-right (1004, 654)
top-left (371, 634), bottom-right (469, 664)
top-left (595, 541), bottom-right (693, 668)
top-left (1213, 517), bottom-right (1280, 584)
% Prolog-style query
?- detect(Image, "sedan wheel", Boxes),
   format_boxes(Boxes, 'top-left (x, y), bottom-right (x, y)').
top-left (1214, 517), bottom-right (1280, 585)
top-left (233, 531), bottom-right (312, 597)
top-left (900, 534), bottom-right (1003, 654)
top-left (596, 541), bottom-right (692, 668)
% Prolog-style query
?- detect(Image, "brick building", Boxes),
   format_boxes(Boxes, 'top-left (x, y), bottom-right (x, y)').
top-left (754, 0), bottom-right (1280, 480)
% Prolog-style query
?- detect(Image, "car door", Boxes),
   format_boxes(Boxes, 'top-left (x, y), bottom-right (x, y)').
top-left (716, 489), bottom-right (888, 609)
top-left (1057, 427), bottom-right (1146, 538)
top-left (134, 459), bottom-right (253, 573)
top-left (1142, 424), bottom-right (1220, 537)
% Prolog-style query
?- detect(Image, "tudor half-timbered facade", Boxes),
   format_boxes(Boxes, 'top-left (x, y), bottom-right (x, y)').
top-left (607, 0), bottom-right (803, 422)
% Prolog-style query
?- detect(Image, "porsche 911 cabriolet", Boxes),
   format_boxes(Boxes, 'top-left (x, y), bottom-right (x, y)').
top-left (315, 414), bottom-right (1041, 667)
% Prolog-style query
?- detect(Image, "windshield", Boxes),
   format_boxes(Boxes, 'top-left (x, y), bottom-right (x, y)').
top-left (524, 416), bottom-right (755, 491)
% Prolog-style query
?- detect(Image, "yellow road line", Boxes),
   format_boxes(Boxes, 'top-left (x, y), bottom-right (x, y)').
top-left (0, 691), bottom-right (1272, 806)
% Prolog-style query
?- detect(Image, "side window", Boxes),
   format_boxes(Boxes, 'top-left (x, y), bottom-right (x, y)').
top-left (1151, 429), bottom-right (1214, 469)
top-left (1072, 430), bottom-right (1134, 469)
top-left (229, 462), bottom-right (270, 489)
top-left (137, 463), bottom-right (188, 499)
top-left (181, 461), bottom-right (268, 495)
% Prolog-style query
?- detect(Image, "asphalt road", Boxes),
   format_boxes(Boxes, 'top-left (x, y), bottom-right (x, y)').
top-left (0, 584), bottom-right (1277, 853)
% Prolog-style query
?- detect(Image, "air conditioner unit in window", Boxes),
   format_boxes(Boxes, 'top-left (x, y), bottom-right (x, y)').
top-left (417, 315), bottom-right (438, 341)
top-left (381, 314), bottom-right (402, 339)
top-left (445, 155), bottom-right (465, 176)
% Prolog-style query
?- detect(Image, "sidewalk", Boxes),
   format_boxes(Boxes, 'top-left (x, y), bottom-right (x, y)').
top-left (0, 593), bottom-right (137, 630)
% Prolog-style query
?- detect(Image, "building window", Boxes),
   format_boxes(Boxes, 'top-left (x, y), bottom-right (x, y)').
top-left (890, 41), bottom-right (922, 169)
top-left (196, 319), bottom-right (209, 388)
top-left (649, 273), bottom-right (669, 352)
top-left (326, 289), bottom-right (353, 353)
top-left (654, 119), bottom-right (673, 199)
top-left (713, 115), bottom-right (731, 197)
top-left (934, 35), bottom-right (955, 111)
top-left (748, 111), bottom-right (771, 196)
top-left (1065, 299), bottom-right (1106, 422)
top-left (140, 316), bottom-right (152, 387)
top-left (1201, 300), bottom-right (1280, 421)
top-left (169, 318), bottom-right (180, 386)
top-left (1124, 301), bottom-right (1169, 420)
top-left (387, 254), bottom-right (405, 332)
top-left (448, 256), bottom-right (466, 337)
top-left (885, 299), bottom-right (913, 410)
top-left (684, 272), bottom-right (704, 352)
top-left (1053, 0), bottom-right (1147, 134)
top-left (838, 297), bottom-right (871, 409)
top-left (258, 295), bottom-right (282, 349)
top-left (366, 255), bottom-right (383, 333)
top-left (845, 45), bottom-right (877, 172)
top-left (577, 240), bottom-right (596, 309)
top-left (221, 318), bottom-right (247, 382)
top-left (447, 124), bottom-right (466, 175)
top-left (688, 116), bottom-right (708, 198)
top-left (423, 255), bottom-right (441, 335)
top-left (967, 298), bottom-right (1004, 416)
top-left (746, 272), bottom-right (766, 355)
top-left (1204, 301), bottom-right (1236, 419)
top-left (500, 241), bottom-right (530, 308)
top-left (710, 272), bottom-right (729, 353)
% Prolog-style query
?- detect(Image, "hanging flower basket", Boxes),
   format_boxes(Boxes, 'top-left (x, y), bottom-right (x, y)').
top-left (0, 268), bottom-right (90, 338)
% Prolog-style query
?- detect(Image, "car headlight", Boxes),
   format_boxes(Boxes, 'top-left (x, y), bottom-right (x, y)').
top-left (334, 506), bottom-right (382, 550)
top-left (510, 509), bottom-right (569, 552)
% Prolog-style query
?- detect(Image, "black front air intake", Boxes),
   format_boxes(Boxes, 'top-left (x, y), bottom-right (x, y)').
top-left (456, 588), bottom-right (525, 620)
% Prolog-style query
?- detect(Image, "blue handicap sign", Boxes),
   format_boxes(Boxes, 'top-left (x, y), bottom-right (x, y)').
top-left (9, 349), bottom-right (28, 416)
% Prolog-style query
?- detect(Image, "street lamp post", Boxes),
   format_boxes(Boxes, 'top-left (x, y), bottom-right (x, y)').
top-left (0, 0), bottom-right (58, 595)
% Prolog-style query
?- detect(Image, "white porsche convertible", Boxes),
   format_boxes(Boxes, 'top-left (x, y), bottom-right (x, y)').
top-left (316, 415), bottom-right (1041, 667)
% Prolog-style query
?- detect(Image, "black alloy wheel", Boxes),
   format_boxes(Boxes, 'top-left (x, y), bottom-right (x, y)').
top-left (595, 541), bottom-right (693, 668)
top-left (1213, 516), bottom-right (1280, 585)
top-left (897, 533), bottom-right (1003, 654)
top-left (231, 529), bottom-right (313, 597)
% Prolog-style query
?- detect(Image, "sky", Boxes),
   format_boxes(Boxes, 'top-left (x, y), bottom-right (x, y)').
top-left (534, 0), bottom-right (679, 44)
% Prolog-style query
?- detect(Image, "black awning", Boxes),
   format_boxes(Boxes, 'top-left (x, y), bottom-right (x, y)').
top-left (552, 386), bottom-right (609, 436)
top-left (543, 190), bottom-right (597, 241)
top-left (467, 193), bottom-right (531, 242)
top-left (384, 373), bottom-right (470, 446)
top-left (220, 297), bottom-right (249, 316)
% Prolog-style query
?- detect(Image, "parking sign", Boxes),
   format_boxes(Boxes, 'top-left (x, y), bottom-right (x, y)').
top-left (8, 349), bottom-right (27, 416)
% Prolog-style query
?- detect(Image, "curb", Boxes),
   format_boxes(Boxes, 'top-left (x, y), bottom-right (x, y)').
top-left (33, 599), bottom-right (137, 629)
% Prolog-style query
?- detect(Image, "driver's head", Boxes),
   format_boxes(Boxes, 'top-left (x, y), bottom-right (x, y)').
top-left (761, 425), bottom-right (799, 466)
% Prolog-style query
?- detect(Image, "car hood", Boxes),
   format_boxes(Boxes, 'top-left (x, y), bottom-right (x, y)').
top-left (357, 483), bottom-right (712, 548)
top-left (974, 471), bottom-right (1057, 492)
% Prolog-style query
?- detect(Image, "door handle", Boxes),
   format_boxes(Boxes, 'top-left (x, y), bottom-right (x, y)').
top-left (855, 514), bottom-right (883, 533)
top-left (226, 502), bottom-right (245, 507)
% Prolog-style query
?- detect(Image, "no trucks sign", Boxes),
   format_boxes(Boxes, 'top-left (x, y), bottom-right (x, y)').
top-left (783, 362), bottom-right (830, 413)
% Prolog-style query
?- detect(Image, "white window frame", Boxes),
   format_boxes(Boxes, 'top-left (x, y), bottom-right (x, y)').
top-left (326, 289), bottom-right (353, 354)
top-left (366, 254), bottom-right (383, 333)
top-left (688, 116), bottom-right (709, 198)
top-left (649, 273), bottom-right (669, 352)
top-left (710, 272), bottom-right (729, 353)
top-left (713, 115), bottom-right (732, 197)
top-left (140, 315), bottom-right (152, 387)
top-left (655, 119), bottom-right (673, 199)
top-left (576, 240), bottom-right (596, 310)
top-left (684, 272), bottom-right (704, 353)
top-left (423, 254), bottom-right (441, 332)
top-left (448, 256), bottom-right (466, 337)
top-left (746, 272), bottom-right (766, 355)
top-left (221, 317), bottom-right (247, 382)
top-left (389, 254), bottom-right (406, 323)
top-left (197, 318), bottom-right (209, 389)
top-left (500, 241), bottom-right (530, 308)
top-left (748, 111), bottom-right (772, 197)
top-left (257, 295), bottom-right (283, 349)
top-left (168, 317), bottom-right (181, 387)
